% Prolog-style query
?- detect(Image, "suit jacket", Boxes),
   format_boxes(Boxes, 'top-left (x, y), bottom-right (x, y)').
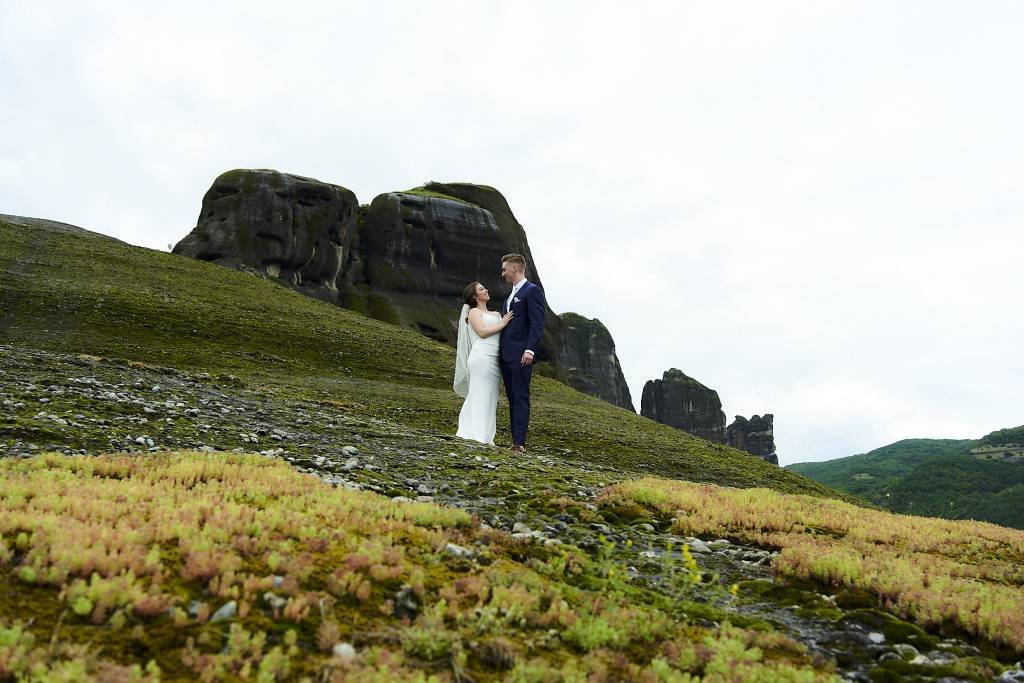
top-left (500, 280), bottom-right (546, 363)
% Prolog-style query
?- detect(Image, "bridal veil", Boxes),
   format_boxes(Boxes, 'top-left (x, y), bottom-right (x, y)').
top-left (453, 304), bottom-right (472, 397)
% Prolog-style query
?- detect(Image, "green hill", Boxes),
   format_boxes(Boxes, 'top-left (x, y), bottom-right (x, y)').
top-left (0, 215), bottom-right (845, 498)
top-left (887, 452), bottom-right (1024, 526)
top-left (786, 438), bottom-right (974, 505)
top-left (975, 424), bottom-right (1024, 450)
top-left (787, 429), bottom-right (1024, 529)
top-left (4, 215), bottom-right (1024, 680)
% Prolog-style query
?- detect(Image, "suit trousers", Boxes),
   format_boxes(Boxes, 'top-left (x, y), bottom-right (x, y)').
top-left (501, 359), bottom-right (533, 446)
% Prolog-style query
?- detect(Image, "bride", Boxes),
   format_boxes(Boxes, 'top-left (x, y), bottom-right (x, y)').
top-left (454, 282), bottom-right (513, 444)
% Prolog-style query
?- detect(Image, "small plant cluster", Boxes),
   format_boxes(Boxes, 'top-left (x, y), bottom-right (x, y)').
top-left (601, 478), bottom-right (1024, 653)
top-left (0, 451), bottom-right (840, 680)
top-left (0, 621), bottom-right (161, 681)
top-left (0, 450), bottom-right (471, 678)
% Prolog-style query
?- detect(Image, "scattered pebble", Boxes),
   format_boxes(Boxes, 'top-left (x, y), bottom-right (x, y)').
top-left (927, 650), bottom-right (958, 665)
top-left (444, 543), bottom-right (474, 559)
top-left (210, 600), bottom-right (237, 622)
top-left (333, 642), bottom-right (356, 662)
top-left (687, 538), bottom-right (711, 553)
top-left (893, 643), bottom-right (918, 658)
top-left (392, 585), bottom-right (419, 619)
top-left (997, 668), bottom-right (1024, 682)
top-left (263, 592), bottom-right (287, 611)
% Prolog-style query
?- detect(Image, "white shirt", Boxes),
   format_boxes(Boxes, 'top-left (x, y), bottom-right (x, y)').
top-left (505, 278), bottom-right (528, 310)
top-left (506, 278), bottom-right (534, 357)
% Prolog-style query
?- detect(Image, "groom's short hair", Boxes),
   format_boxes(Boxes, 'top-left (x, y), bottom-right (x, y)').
top-left (501, 253), bottom-right (527, 272)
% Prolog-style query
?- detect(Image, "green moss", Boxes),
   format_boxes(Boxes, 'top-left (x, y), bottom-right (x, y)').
top-left (366, 292), bottom-right (401, 326)
top-left (833, 588), bottom-right (877, 610)
top-left (0, 218), bottom-right (863, 502)
top-left (0, 450), bottom-right (852, 680)
top-left (400, 187), bottom-right (472, 205)
top-left (838, 609), bottom-right (937, 648)
top-left (739, 579), bottom-right (839, 620)
top-left (870, 655), bottom-right (1001, 682)
top-left (339, 285), bottom-right (369, 316)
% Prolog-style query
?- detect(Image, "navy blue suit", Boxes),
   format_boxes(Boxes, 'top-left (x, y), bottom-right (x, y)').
top-left (500, 280), bottom-right (546, 446)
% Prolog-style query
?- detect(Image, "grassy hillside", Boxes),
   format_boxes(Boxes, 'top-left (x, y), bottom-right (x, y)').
top-left (786, 439), bottom-right (974, 505)
top-left (4, 215), bottom-right (1024, 680)
top-left (787, 430), bottom-right (1024, 529)
top-left (0, 215), bottom-right (847, 499)
top-left (888, 453), bottom-right (1024, 527)
top-left (976, 425), bottom-right (1024, 449)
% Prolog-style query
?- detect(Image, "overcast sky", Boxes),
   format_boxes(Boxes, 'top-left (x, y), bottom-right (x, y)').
top-left (2, 2), bottom-right (1021, 465)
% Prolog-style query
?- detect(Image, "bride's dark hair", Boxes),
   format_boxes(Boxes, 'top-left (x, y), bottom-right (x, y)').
top-left (463, 282), bottom-right (481, 308)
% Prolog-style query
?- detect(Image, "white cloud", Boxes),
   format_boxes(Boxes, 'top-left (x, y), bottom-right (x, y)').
top-left (1, 1), bottom-right (1021, 464)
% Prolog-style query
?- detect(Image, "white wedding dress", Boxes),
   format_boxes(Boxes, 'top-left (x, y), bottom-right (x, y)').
top-left (454, 308), bottom-right (501, 444)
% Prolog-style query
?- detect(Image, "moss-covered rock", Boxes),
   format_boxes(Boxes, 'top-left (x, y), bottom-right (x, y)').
top-left (349, 185), bottom-right (565, 357)
top-left (173, 169), bottom-right (358, 303)
top-left (170, 173), bottom-right (646, 409)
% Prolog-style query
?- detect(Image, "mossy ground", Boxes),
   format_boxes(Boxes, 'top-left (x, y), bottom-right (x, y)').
top-left (2, 218), bottom-right (1019, 680)
top-left (601, 478), bottom-right (1024, 661)
top-left (0, 218), bottom-right (854, 501)
top-left (1, 451), bottom-right (839, 681)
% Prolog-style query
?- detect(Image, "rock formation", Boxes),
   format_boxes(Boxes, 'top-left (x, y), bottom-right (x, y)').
top-left (727, 415), bottom-right (779, 465)
top-left (174, 172), bottom-right (637, 409)
top-left (557, 313), bottom-right (634, 411)
top-left (640, 369), bottom-right (726, 443)
top-left (173, 169), bottom-right (358, 304)
top-left (340, 183), bottom-right (563, 360)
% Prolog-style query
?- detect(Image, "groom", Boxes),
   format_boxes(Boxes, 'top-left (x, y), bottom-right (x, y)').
top-left (499, 253), bottom-right (545, 451)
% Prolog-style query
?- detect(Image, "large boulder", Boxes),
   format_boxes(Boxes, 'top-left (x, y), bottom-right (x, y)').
top-left (558, 313), bottom-right (634, 411)
top-left (727, 414), bottom-right (779, 465)
top-left (173, 169), bottom-right (358, 303)
top-left (342, 183), bottom-right (566, 370)
top-left (174, 173), bottom-right (639, 409)
top-left (640, 369), bottom-right (726, 443)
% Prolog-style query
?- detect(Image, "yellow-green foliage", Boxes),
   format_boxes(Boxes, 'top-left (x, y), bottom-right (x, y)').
top-left (601, 479), bottom-right (1024, 653)
top-left (0, 621), bottom-right (161, 681)
top-left (0, 451), bottom-right (838, 680)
